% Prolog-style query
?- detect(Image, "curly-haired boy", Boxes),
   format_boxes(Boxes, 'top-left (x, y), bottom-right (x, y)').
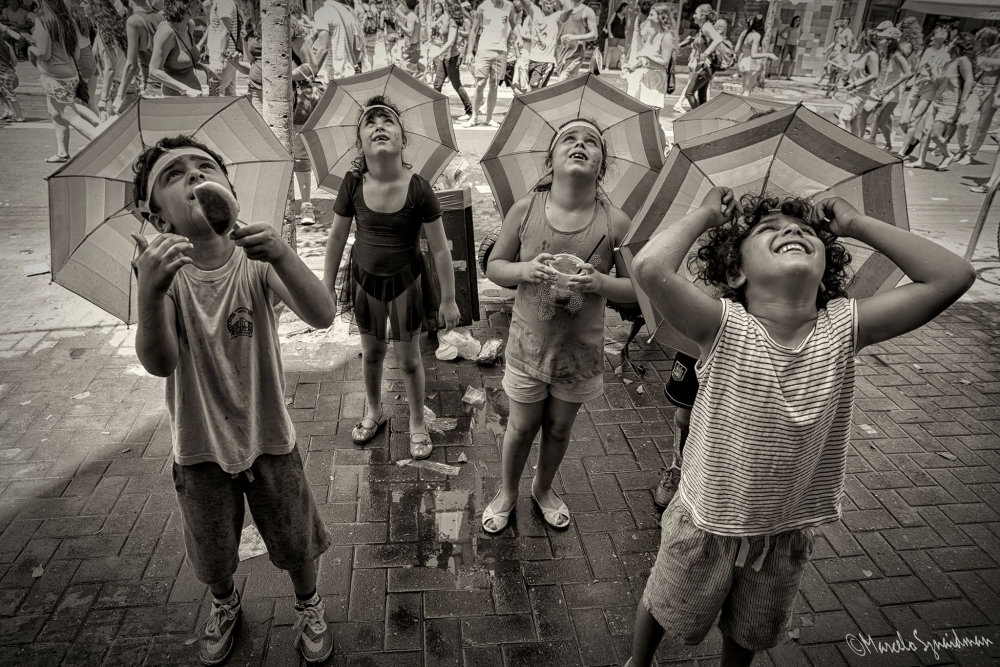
top-left (625, 188), bottom-right (975, 666)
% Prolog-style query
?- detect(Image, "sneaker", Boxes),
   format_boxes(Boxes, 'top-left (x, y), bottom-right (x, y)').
top-left (653, 466), bottom-right (681, 509)
top-left (294, 594), bottom-right (334, 663)
top-left (486, 119), bottom-right (500, 128)
top-left (300, 201), bottom-right (316, 226)
top-left (456, 113), bottom-right (472, 122)
top-left (461, 117), bottom-right (478, 128)
top-left (971, 185), bottom-right (990, 194)
top-left (199, 589), bottom-right (242, 665)
top-left (957, 153), bottom-right (973, 166)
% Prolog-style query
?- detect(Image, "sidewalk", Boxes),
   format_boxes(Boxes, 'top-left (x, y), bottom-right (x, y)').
top-left (2, 61), bottom-right (1000, 667)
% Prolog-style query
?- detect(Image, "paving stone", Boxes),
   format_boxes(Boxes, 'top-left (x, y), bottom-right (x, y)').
top-left (912, 598), bottom-right (989, 630)
top-left (423, 590), bottom-right (493, 618)
top-left (502, 641), bottom-right (584, 667)
top-left (94, 580), bottom-right (172, 608)
top-left (424, 617), bottom-right (463, 667)
top-left (461, 613), bottom-right (535, 645)
top-left (861, 576), bottom-right (934, 605)
top-left (529, 585), bottom-right (574, 641)
top-left (571, 607), bottom-right (616, 667)
top-left (385, 592), bottom-right (422, 652)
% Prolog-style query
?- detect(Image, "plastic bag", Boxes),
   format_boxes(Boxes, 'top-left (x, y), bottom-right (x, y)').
top-left (436, 157), bottom-right (471, 190)
top-left (396, 459), bottom-right (461, 475)
top-left (476, 339), bottom-right (504, 366)
top-left (436, 327), bottom-right (482, 361)
top-left (462, 386), bottom-right (486, 407)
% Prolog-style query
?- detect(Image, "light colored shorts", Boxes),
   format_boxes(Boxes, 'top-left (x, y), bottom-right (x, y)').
top-left (642, 499), bottom-right (814, 651)
top-left (738, 56), bottom-right (760, 73)
top-left (502, 361), bottom-right (604, 405)
top-left (957, 91), bottom-right (985, 126)
top-left (934, 97), bottom-right (959, 124)
top-left (39, 73), bottom-right (78, 104)
top-left (474, 50), bottom-right (507, 82)
top-left (838, 95), bottom-right (865, 123)
top-left (292, 125), bottom-right (310, 173)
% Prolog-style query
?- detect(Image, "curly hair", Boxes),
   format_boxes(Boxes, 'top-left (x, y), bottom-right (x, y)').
top-left (975, 27), bottom-right (999, 50)
top-left (133, 136), bottom-right (229, 219)
top-left (162, 0), bottom-right (197, 24)
top-left (950, 32), bottom-right (975, 59)
top-left (689, 195), bottom-right (852, 309)
top-left (90, 0), bottom-right (128, 54)
top-left (898, 16), bottom-right (922, 50)
top-left (649, 3), bottom-right (674, 32)
top-left (351, 95), bottom-right (412, 175)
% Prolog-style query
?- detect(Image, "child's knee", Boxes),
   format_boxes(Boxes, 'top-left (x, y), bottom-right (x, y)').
top-left (674, 408), bottom-right (691, 430)
top-left (396, 353), bottom-right (421, 375)
top-left (363, 346), bottom-right (387, 364)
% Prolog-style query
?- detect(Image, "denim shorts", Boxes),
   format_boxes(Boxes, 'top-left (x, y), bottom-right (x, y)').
top-left (502, 361), bottom-right (604, 405)
top-left (172, 446), bottom-right (330, 585)
top-left (642, 499), bottom-right (814, 651)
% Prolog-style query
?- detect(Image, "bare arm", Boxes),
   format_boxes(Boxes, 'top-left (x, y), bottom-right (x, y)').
top-left (131, 234), bottom-right (193, 378)
top-left (748, 32), bottom-right (777, 61)
top-left (149, 27), bottom-right (200, 95)
top-left (848, 51), bottom-right (879, 88)
top-left (631, 187), bottom-right (739, 356)
top-left (956, 56), bottom-right (974, 112)
top-left (568, 208), bottom-right (637, 303)
top-left (699, 22), bottom-right (724, 59)
top-left (563, 6), bottom-right (597, 44)
top-left (29, 20), bottom-right (49, 61)
top-left (424, 217), bottom-right (460, 327)
top-left (486, 196), bottom-right (558, 288)
top-left (114, 18), bottom-right (141, 111)
top-left (814, 199), bottom-right (976, 351)
top-left (640, 32), bottom-right (671, 68)
top-left (464, 9), bottom-right (481, 60)
top-left (313, 27), bottom-right (330, 71)
top-left (265, 251), bottom-right (337, 329)
top-left (323, 213), bottom-right (353, 294)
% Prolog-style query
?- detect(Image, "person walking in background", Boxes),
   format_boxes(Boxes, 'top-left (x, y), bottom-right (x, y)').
top-left (866, 22), bottom-right (910, 152)
top-left (817, 18), bottom-right (853, 94)
top-left (463, 0), bottom-right (515, 128)
top-left (30, 0), bottom-right (99, 162)
top-left (603, 0), bottom-right (626, 70)
top-left (955, 27), bottom-right (1000, 165)
top-left (206, 0), bottom-right (238, 96)
top-left (65, 0), bottom-right (99, 115)
top-left (0, 22), bottom-right (23, 121)
top-left (113, 0), bottom-right (163, 114)
top-left (837, 29), bottom-right (879, 137)
top-left (682, 4), bottom-right (725, 111)
top-left (314, 0), bottom-right (362, 81)
top-left (2, 0), bottom-right (34, 59)
top-left (427, 0), bottom-right (447, 83)
top-left (395, 0), bottom-right (421, 75)
top-left (520, 0), bottom-right (572, 91)
top-left (290, 2), bottom-right (319, 226)
top-left (913, 32), bottom-right (974, 171)
top-left (431, 2), bottom-right (472, 119)
top-left (358, 0), bottom-right (380, 70)
top-left (775, 15), bottom-right (800, 80)
top-left (149, 0), bottom-right (208, 97)
top-left (86, 0), bottom-right (129, 120)
top-left (734, 13), bottom-right (776, 97)
top-left (898, 23), bottom-right (950, 159)
top-left (553, 0), bottom-right (595, 82)
top-left (631, 2), bottom-right (671, 144)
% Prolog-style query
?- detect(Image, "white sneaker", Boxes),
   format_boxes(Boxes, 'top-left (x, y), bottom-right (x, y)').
top-left (486, 120), bottom-right (500, 128)
top-left (957, 153), bottom-right (973, 166)
top-left (299, 201), bottom-right (316, 226)
top-left (461, 118), bottom-right (478, 128)
top-left (456, 113), bottom-right (472, 122)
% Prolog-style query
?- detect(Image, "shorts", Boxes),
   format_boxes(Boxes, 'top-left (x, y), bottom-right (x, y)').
top-left (737, 56), bottom-right (760, 74)
top-left (292, 124), bottom-right (310, 173)
top-left (555, 49), bottom-right (583, 80)
top-left (474, 50), bottom-right (506, 82)
top-left (957, 92), bottom-right (984, 126)
top-left (39, 73), bottom-right (78, 104)
top-left (528, 61), bottom-right (555, 89)
top-left (642, 500), bottom-right (815, 651)
top-left (0, 68), bottom-right (17, 104)
top-left (838, 95), bottom-right (866, 123)
top-left (664, 351), bottom-right (698, 410)
top-left (934, 98), bottom-right (959, 124)
top-left (172, 446), bottom-right (331, 585)
top-left (502, 361), bottom-right (604, 405)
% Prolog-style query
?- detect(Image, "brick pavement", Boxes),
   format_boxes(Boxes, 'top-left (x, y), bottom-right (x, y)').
top-left (0, 296), bottom-right (999, 667)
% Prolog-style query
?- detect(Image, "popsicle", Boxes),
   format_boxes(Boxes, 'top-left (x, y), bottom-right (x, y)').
top-left (193, 182), bottom-right (240, 235)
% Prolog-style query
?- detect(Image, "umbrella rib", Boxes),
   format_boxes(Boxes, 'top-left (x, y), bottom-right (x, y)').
top-left (758, 108), bottom-right (798, 196)
top-left (67, 203), bottom-right (141, 259)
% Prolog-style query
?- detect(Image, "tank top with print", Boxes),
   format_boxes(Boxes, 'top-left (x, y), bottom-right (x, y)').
top-left (506, 192), bottom-right (614, 385)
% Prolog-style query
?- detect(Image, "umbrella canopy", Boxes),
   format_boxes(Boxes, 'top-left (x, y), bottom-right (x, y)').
top-left (47, 96), bottom-right (293, 324)
top-left (300, 65), bottom-right (459, 194)
top-left (672, 92), bottom-right (791, 144)
top-left (481, 73), bottom-right (665, 220)
top-left (620, 103), bottom-right (908, 355)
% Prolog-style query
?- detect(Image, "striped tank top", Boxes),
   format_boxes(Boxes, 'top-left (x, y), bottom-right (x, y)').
top-left (677, 298), bottom-right (858, 537)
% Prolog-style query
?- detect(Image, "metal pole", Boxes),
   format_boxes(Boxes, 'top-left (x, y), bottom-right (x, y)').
top-left (964, 179), bottom-right (1000, 262)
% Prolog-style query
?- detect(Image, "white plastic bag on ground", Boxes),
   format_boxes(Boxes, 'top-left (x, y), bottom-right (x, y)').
top-left (436, 327), bottom-right (482, 361)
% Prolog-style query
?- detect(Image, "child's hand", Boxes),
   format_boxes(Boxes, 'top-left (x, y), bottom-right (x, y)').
top-left (699, 186), bottom-right (741, 226)
top-left (438, 299), bottom-right (461, 330)
top-left (521, 253), bottom-right (558, 284)
top-left (567, 264), bottom-right (602, 294)
top-left (130, 233), bottom-right (193, 294)
top-left (231, 223), bottom-right (289, 263)
top-left (813, 197), bottom-right (859, 236)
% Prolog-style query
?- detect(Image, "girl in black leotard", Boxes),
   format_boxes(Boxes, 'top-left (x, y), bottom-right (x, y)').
top-left (323, 96), bottom-right (461, 460)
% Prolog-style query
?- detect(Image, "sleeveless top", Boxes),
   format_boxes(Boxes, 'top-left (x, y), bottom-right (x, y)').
top-left (478, 0), bottom-right (512, 53)
top-left (132, 9), bottom-right (163, 78)
top-left (677, 298), bottom-right (857, 537)
top-left (506, 192), bottom-right (614, 385)
top-left (160, 22), bottom-right (200, 80)
top-left (557, 4), bottom-right (588, 59)
top-left (848, 50), bottom-right (876, 95)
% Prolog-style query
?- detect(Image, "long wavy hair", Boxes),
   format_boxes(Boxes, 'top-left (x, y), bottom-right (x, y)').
top-left (90, 0), bottom-right (128, 53)
top-left (235, 0), bottom-right (260, 39)
top-left (36, 0), bottom-right (77, 54)
top-left (351, 95), bottom-right (412, 175)
top-left (648, 3), bottom-right (674, 33)
top-left (690, 195), bottom-right (852, 309)
top-left (63, 0), bottom-right (92, 40)
top-left (898, 16), bottom-right (922, 51)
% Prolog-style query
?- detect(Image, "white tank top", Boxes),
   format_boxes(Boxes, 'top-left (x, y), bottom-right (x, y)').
top-left (478, 0), bottom-right (513, 53)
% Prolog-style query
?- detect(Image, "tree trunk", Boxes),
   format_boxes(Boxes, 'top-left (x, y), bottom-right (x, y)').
top-left (261, 0), bottom-right (297, 251)
top-left (762, 0), bottom-right (780, 61)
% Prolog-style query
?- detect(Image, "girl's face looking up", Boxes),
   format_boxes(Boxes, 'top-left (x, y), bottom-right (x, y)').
top-left (551, 125), bottom-right (604, 180)
top-left (737, 213), bottom-right (827, 293)
top-left (360, 110), bottom-right (404, 157)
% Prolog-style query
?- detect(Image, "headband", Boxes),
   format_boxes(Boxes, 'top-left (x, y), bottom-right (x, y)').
top-left (358, 104), bottom-right (401, 128)
top-left (551, 120), bottom-right (605, 150)
top-left (137, 148), bottom-right (221, 214)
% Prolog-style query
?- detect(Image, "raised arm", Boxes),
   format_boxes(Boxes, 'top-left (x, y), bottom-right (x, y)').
top-left (130, 233), bottom-right (192, 377)
top-left (631, 187), bottom-right (740, 356)
top-left (813, 198), bottom-right (975, 351)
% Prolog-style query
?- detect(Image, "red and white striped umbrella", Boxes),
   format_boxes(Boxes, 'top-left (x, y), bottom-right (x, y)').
top-left (672, 92), bottom-right (790, 144)
top-left (47, 96), bottom-right (292, 323)
top-left (300, 65), bottom-right (459, 194)
top-left (621, 103), bottom-right (908, 355)
top-left (481, 73), bottom-right (665, 219)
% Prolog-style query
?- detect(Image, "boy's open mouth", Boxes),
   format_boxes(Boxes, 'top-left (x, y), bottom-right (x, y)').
top-left (774, 240), bottom-right (810, 255)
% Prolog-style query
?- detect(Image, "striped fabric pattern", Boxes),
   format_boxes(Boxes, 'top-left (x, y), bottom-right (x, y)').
top-left (47, 97), bottom-right (293, 324)
top-left (481, 73), bottom-right (664, 219)
top-left (620, 103), bottom-right (907, 355)
top-left (673, 92), bottom-right (790, 144)
top-left (299, 65), bottom-right (459, 195)
top-left (677, 298), bottom-right (858, 536)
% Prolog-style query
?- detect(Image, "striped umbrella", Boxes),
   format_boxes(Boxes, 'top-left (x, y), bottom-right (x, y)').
top-left (620, 103), bottom-right (908, 356)
top-left (47, 96), bottom-right (293, 324)
top-left (300, 65), bottom-right (459, 194)
top-left (481, 73), bottom-right (665, 219)
top-left (672, 92), bottom-right (791, 144)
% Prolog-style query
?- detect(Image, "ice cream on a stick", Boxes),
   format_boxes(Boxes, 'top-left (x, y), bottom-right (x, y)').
top-left (193, 182), bottom-right (240, 235)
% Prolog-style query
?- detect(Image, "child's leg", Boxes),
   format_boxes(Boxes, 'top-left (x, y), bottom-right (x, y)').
top-left (287, 558), bottom-right (319, 598)
top-left (485, 65), bottom-right (500, 123)
top-left (486, 396), bottom-right (546, 524)
top-left (391, 336), bottom-right (426, 434)
top-left (721, 636), bottom-right (756, 667)
top-left (630, 603), bottom-right (666, 667)
top-left (360, 333), bottom-right (388, 423)
top-left (532, 395), bottom-right (583, 511)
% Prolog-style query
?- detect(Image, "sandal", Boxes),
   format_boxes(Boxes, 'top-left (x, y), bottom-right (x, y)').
top-left (531, 489), bottom-right (570, 529)
top-left (46, 154), bottom-right (69, 163)
top-left (936, 156), bottom-right (954, 172)
top-left (351, 414), bottom-right (387, 444)
top-left (482, 489), bottom-right (516, 534)
top-left (409, 431), bottom-right (433, 459)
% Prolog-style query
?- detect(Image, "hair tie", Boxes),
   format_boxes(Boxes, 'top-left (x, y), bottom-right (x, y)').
top-left (358, 104), bottom-right (402, 129)
top-left (137, 147), bottom-right (221, 214)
